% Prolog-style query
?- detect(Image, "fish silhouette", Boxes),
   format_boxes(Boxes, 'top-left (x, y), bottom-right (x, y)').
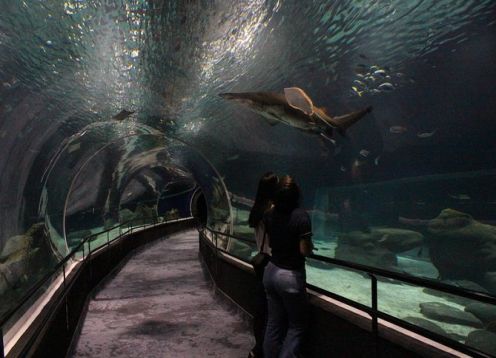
top-left (112, 109), bottom-right (135, 121)
top-left (219, 87), bottom-right (372, 141)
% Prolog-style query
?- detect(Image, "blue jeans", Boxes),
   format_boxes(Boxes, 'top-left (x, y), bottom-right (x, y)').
top-left (263, 262), bottom-right (307, 358)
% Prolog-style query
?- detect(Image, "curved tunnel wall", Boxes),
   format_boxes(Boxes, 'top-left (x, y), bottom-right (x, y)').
top-left (0, 0), bottom-right (495, 355)
top-left (0, 117), bottom-right (230, 322)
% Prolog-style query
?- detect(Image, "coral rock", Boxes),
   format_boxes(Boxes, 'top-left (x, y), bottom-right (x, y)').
top-left (427, 208), bottom-right (496, 282)
top-left (420, 302), bottom-right (483, 328)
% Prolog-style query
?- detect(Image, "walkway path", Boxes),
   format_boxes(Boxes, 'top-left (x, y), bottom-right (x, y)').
top-left (71, 229), bottom-right (253, 358)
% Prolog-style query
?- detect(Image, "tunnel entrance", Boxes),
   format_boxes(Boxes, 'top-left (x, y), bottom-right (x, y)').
top-left (190, 189), bottom-right (207, 227)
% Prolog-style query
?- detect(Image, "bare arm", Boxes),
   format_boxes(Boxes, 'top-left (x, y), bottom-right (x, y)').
top-left (299, 233), bottom-right (314, 256)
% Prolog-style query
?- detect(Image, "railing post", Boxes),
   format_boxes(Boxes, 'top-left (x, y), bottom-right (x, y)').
top-left (214, 232), bottom-right (219, 277)
top-left (370, 274), bottom-right (379, 358)
top-left (1, 326), bottom-right (4, 358)
top-left (63, 263), bottom-right (70, 331)
top-left (107, 230), bottom-right (110, 247)
top-left (63, 264), bottom-right (66, 289)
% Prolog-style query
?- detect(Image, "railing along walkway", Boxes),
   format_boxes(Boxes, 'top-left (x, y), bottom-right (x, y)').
top-left (204, 227), bottom-right (496, 358)
top-left (71, 229), bottom-right (253, 358)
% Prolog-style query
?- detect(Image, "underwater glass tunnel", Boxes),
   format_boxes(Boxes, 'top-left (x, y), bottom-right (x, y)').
top-left (0, 0), bottom-right (495, 356)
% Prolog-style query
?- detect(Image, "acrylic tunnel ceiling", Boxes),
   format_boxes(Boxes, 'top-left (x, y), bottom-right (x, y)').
top-left (1, 0), bottom-right (495, 246)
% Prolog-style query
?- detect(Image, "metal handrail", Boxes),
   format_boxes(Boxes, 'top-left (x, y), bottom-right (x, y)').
top-left (0, 215), bottom-right (177, 330)
top-left (202, 226), bottom-right (496, 358)
top-left (205, 228), bottom-right (257, 245)
top-left (309, 253), bottom-right (496, 305)
top-left (305, 282), bottom-right (493, 358)
top-left (205, 227), bottom-right (496, 304)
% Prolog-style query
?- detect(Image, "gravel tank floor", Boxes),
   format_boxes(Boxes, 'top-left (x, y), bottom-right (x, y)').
top-left (71, 229), bottom-right (253, 358)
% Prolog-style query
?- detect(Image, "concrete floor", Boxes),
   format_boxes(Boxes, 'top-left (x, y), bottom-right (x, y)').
top-left (71, 229), bottom-right (253, 358)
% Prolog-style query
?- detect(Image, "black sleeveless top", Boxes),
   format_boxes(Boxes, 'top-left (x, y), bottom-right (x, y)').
top-left (264, 208), bottom-right (312, 270)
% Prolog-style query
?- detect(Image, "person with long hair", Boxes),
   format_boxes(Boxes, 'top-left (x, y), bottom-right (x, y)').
top-left (262, 175), bottom-right (313, 358)
top-left (248, 172), bottom-right (279, 358)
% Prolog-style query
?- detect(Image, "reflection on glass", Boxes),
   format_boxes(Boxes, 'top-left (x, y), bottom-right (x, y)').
top-left (311, 174), bottom-right (496, 292)
top-left (378, 278), bottom-right (496, 356)
top-left (0, 223), bottom-right (60, 318)
top-left (1, 257), bottom-right (68, 350)
top-left (232, 205), bottom-right (253, 239)
top-left (226, 236), bottom-right (257, 261)
top-left (306, 257), bottom-right (371, 308)
top-left (64, 134), bottom-right (195, 254)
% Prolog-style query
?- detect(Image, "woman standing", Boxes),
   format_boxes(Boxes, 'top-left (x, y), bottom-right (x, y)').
top-left (263, 175), bottom-right (313, 358)
top-left (248, 172), bottom-right (279, 358)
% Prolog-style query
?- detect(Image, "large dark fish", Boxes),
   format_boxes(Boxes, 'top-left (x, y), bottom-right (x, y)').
top-left (219, 87), bottom-right (372, 140)
top-left (112, 109), bottom-right (135, 121)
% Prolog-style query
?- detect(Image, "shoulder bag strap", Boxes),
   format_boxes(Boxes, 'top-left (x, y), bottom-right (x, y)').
top-left (260, 229), bottom-right (267, 254)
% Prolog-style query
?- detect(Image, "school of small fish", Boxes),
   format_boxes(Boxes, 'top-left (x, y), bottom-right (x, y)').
top-left (345, 67), bottom-right (438, 173)
top-left (351, 62), bottom-right (415, 97)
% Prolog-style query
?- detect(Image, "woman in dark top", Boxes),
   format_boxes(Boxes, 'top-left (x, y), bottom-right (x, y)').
top-left (248, 172), bottom-right (278, 358)
top-left (263, 175), bottom-right (313, 358)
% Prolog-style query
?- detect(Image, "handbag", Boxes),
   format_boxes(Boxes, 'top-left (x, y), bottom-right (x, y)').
top-left (250, 228), bottom-right (270, 277)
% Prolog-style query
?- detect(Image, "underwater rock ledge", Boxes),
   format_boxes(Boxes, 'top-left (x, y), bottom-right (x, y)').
top-left (427, 208), bottom-right (496, 285)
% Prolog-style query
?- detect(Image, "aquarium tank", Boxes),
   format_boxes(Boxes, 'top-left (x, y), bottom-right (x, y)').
top-left (0, 0), bottom-right (495, 355)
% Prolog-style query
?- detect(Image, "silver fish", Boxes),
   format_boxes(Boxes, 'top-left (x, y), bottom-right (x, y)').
top-left (353, 79), bottom-right (366, 88)
top-left (378, 83), bottom-right (394, 91)
top-left (373, 69), bottom-right (387, 77)
top-left (417, 129), bottom-right (437, 138)
top-left (359, 149), bottom-right (370, 157)
top-left (226, 154), bottom-right (240, 161)
top-left (389, 126), bottom-right (407, 134)
top-left (448, 194), bottom-right (471, 200)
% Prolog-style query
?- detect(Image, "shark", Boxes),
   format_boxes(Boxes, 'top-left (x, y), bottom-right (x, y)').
top-left (219, 87), bottom-right (372, 141)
